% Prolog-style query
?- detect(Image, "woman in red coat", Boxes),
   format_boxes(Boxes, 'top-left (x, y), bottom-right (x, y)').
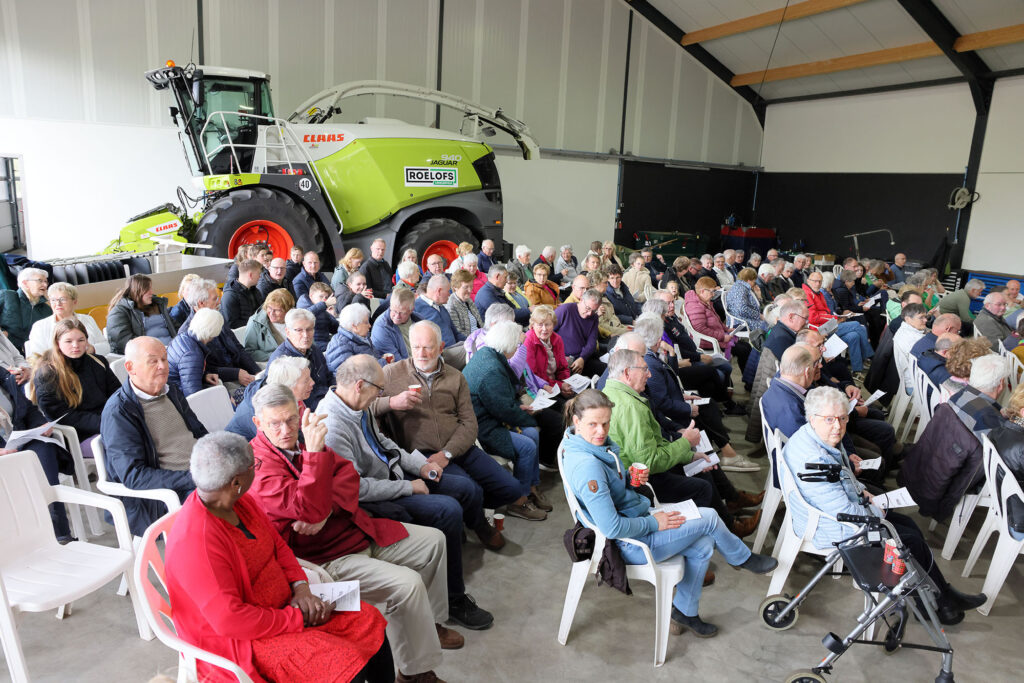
top-left (165, 431), bottom-right (393, 683)
top-left (523, 305), bottom-right (573, 397)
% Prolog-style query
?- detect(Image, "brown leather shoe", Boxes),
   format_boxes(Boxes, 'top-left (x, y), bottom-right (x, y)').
top-left (727, 489), bottom-right (766, 513)
top-left (729, 510), bottom-right (762, 538)
top-left (703, 570), bottom-right (716, 587)
top-left (474, 522), bottom-right (506, 551)
top-left (396, 671), bottom-right (446, 683)
top-left (435, 623), bottom-right (464, 650)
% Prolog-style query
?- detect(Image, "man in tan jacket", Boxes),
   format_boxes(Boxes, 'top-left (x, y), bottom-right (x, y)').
top-left (374, 320), bottom-right (546, 522)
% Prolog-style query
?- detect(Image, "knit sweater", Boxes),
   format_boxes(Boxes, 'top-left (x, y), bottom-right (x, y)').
top-left (554, 302), bottom-right (598, 360)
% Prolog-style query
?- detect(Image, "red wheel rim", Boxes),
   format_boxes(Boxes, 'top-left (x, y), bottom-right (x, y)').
top-left (421, 240), bottom-right (459, 270)
top-left (228, 220), bottom-right (293, 259)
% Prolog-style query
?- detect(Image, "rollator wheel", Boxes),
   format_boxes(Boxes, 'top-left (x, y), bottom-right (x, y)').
top-left (759, 594), bottom-right (798, 630)
top-left (785, 670), bottom-right (827, 683)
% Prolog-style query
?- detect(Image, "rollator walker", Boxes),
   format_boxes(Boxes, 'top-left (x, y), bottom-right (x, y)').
top-left (758, 462), bottom-right (955, 683)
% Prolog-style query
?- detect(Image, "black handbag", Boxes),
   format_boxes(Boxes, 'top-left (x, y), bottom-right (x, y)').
top-left (562, 521), bottom-right (595, 563)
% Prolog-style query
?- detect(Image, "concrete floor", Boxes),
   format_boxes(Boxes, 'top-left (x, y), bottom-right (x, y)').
top-left (3, 385), bottom-right (1022, 683)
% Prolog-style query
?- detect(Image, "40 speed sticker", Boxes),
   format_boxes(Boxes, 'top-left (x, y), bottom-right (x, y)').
top-left (405, 167), bottom-right (458, 187)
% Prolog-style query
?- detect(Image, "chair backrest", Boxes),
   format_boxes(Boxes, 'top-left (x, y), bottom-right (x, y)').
top-left (88, 305), bottom-right (109, 331)
top-left (1007, 352), bottom-right (1024, 393)
top-left (91, 437), bottom-right (113, 486)
top-left (556, 442), bottom-right (610, 547)
top-left (678, 306), bottom-right (721, 354)
top-left (759, 396), bottom-right (786, 491)
top-left (832, 265), bottom-right (843, 277)
top-left (233, 327), bottom-right (246, 344)
top-left (110, 356), bottom-right (128, 383)
top-left (0, 452), bottom-right (62, 556)
top-left (186, 385), bottom-right (236, 432)
top-left (981, 435), bottom-right (1024, 536)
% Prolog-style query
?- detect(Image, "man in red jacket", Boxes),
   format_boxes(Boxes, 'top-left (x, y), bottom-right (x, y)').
top-left (247, 383), bottom-right (463, 683)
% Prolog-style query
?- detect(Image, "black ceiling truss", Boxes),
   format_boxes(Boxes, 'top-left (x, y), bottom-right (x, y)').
top-left (623, 0), bottom-right (768, 127)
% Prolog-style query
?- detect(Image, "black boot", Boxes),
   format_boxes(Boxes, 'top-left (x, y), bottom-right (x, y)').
top-left (943, 584), bottom-right (987, 611)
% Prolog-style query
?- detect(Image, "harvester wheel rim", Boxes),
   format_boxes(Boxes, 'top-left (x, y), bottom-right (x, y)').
top-left (229, 219), bottom-right (293, 259)
top-left (421, 240), bottom-right (459, 271)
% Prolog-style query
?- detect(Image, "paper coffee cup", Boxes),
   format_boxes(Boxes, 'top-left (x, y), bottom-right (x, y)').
top-left (492, 513), bottom-right (505, 532)
top-left (409, 384), bottom-right (422, 393)
top-left (628, 462), bottom-right (649, 487)
top-left (383, 353), bottom-right (395, 363)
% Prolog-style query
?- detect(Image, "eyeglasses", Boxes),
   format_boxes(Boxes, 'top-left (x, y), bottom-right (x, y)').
top-left (27, 278), bottom-right (47, 284)
top-left (814, 414), bottom-right (849, 426)
top-left (265, 415), bottom-right (300, 432)
top-left (363, 379), bottom-right (386, 396)
top-left (49, 298), bottom-right (70, 304)
top-left (627, 365), bottom-right (651, 374)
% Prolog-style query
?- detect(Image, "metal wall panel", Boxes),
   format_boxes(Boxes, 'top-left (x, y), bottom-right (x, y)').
top-left (626, 22), bottom-right (675, 159)
top-left (522, 0), bottom-right (566, 150)
top-left (0, 2), bottom-right (17, 118)
top-left (562, 0), bottom-right (608, 152)
top-left (706, 79), bottom-right (738, 164)
top-left (16, 0), bottom-right (84, 121)
top-left (89, 0), bottom-right (149, 125)
top-left (383, 0), bottom-right (438, 126)
top-left (329, 0), bottom-right (381, 123)
top-left (275, 0), bottom-right (325, 117)
top-left (478, 0), bottom-right (522, 120)
top-left (438, 0), bottom-right (476, 133)
top-left (673, 54), bottom-right (710, 161)
top-left (206, 0), bottom-right (271, 75)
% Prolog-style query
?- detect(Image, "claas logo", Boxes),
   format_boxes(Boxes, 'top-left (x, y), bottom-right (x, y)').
top-left (303, 133), bottom-right (345, 143)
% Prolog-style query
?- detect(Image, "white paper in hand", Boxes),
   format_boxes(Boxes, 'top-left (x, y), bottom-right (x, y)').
top-left (862, 389), bottom-right (886, 407)
top-left (857, 457), bottom-right (882, 471)
top-left (564, 374), bottom-right (592, 393)
top-left (599, 352), bottom-right (610, 363)
top-left (874, 487), bottom-right (917, 510)
top-left (848, 398), bottom-right (858, 414)
top-left (695, 430), bottom-right (714, 454)
top-left (309, 581), bottom-right (361, 611)
top-left (5, 415), bottom-right (67, 452)
top-left (683, 452), bottom-right (720, 477)
top-left (651, 499), bottom-right (701, 520)
top-left (529, 394), bottom-right (556, 410)
top-left (687, 396), bottom-right (711, 406)
top-left (823, 334), bottom-right (848, 359)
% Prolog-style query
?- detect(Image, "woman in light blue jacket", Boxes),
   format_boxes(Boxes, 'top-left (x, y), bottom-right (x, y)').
top-left (561, 389), bottom-right (776, 638)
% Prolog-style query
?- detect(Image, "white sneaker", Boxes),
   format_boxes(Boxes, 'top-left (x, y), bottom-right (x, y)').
top-left (720, 454), bottom-right (761, 472)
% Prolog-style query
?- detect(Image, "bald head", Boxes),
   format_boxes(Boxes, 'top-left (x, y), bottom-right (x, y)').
top-left (935, 332), bottom-right (961, 356)
top-left (779, 344), bottom-right (816, 388)
top-left (124, 336), bottom-right (169, 395)
top-left (932, 313), bottom-right (962, 336)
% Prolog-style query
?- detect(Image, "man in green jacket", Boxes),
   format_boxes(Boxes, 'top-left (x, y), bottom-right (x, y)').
top-left (938, 278), bottom-right (984, 325)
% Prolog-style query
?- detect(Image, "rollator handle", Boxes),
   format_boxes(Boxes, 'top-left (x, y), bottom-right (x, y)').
top-left (836, 513), bottom-right (875, 525)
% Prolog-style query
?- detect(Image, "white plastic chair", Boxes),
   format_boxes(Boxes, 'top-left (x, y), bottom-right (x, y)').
top-left (961, 435), bottom-right (1024, 615)
top-left (886, 359), bottom-right (914, 435)
top-left (91, 437), bottom-right (182, 516)
top-left (555, 444), bottom-right (683, 667)
top-left (721, 294), bottom-right (748, 332)
top-left (109, 356), bottom-right (128, 383)
top-left (678, 308), bottom-right (722, 356)
top-left (751, 410), bottom-right (786, 555)
top-left (233, 327), bottom-right (246, 344)
top-left (0, 451), bottom-right (151, 683)
top-left (52, 425), bottom-right (105, 538)
top-left (186, 385), bottom-right (236, 432)
top-left (1007, 352), bottom-right (1023, 393)
top-left (134, 510), bottom-right (330, 683)
top-left (908, 362), bottom-right (941, 443)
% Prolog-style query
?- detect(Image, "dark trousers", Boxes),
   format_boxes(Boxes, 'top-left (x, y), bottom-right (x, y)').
top-left (581, 355), bottom-right (607, 379)
top-left (677, 362), bottom-right (730, 402)
top-left (694, 401), bottom-right (730, 450)
top-left (649, 470), bottom-right (713, 507)
top-left (355, 637), bottom-right (394, 683)
top-left (34, 441), bottom-right (70, 538)
top-left (532, 405), bottom-right (564, 466)
top-left (730, 340), bottom-right (752, 378)
top-left (445, 445), bottom-right (523, 509)
top-left (887, 511), bottom-right (948, 592)
top-left (392, 488), bottom-right (469, 596)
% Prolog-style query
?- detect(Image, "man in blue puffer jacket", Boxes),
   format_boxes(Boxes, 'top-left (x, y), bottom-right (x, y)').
top-left (326, 303), bottom-right (384, 374)
top-left (167, 309), bottom-right (224, 397)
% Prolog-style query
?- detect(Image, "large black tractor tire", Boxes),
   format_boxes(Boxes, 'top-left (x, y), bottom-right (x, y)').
top-left (396, 217), bottom-right (477, 270)
top-left (194, 187), bottom-right (323, 259)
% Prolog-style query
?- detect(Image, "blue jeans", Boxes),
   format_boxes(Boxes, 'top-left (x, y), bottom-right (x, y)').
top-left (444, 445), bottom-right (523, 509)
top-left (836, 321), bottom-right (873, 371)
top-left (617, 508), bottom-right (752, 617)
top-left (508, 428), bottom-right (540, 494)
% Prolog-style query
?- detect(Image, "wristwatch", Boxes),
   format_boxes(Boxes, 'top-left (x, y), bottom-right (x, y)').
top-left (443, 450), bottom-right (453, 461)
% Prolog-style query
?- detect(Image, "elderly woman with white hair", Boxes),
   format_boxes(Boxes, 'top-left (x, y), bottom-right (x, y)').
top-left (26, 282), bottom-right (109, 356)
top-left (463, 320), bottom-right (551, 517)
top-left (782, 386), bottom-right (986, 626)
top-left (0, 267), bottom-right (52, 353)
top-left (507, 244), bottom-right (533, 286)
top-left (225, 355), bottom-right (316, 441)
top-left (167, 308), bottom-right (227, 397)
top-left (393, 260), bottom-right (422, 291)
top-left (164, 431), bottom-right (394, 683)
top-left (459, 252), bottom-right (488, 299)
top-left (463, 301), bottom-right (515, 359)
top-left (326, 302), bottom-right (383, 374)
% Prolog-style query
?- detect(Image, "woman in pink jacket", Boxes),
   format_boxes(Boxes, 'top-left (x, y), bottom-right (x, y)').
top-left (683, 277), bottom-right (750, 371)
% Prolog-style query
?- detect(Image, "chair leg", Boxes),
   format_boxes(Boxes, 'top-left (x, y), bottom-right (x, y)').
top-left (0, 602), bottom-right (30, 683)
top-left (653, 571), bottom-right (677, 667)
top-left (771, 508), bottom-right (791, 559)
top-left (977, 535), bottom-right (1024, 616)
top-left (767, 525), bottom-right (800, 596)
top-left (124, 571), bottom-right (154, 641)
top-left (557, 561), bottom-right (593, 645)
top-left (962, 511), bottom-right (998, 578)
top-left (56, 602), bottom-right (72, 619)
top-left (941, 495), bottom-right (980, 561)
top-left (752, 488), bottom-right (782, 554)
top-left (928, 519), bottom-right (937, 532)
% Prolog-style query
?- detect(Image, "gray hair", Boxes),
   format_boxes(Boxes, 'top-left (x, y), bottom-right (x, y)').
top-left (488, 263), bottom-right (507, 281)
top-left (484, 303), bottom-right (515, 328)
top-left (560, 244), bottom-right (573, 254)
top-left (821, 272), bottom-right (835, 289)
top-left (763, 303), bottom-right (782, 327)
top-left (970, 354), bottom-right (1008, 393)
top-left (581, 288), bottom-right (602, 305)
top-left (723, 249), bottom-right (735, 258)
top-left (189, 308), bottom-right (225, 342)
top-left (840, 269), bottom-right (858, 284)
top-left (184, 278), bottom-right (219, 308)
top-left (613, 331), bottom-right (646, 354)
top-left (47, 282), bottom-right (77, 302)
top-left (750, 252), bottom-right (762, 263)
top-left (190, 431), bottom-right (253, 491)
top-left (16, 267), bottom-right (47, 287)
top-left (266, 355), bottom-right (310, 388)
top-left (780, 344), bottom-right (814, 377)
top-left (515, 244), bottom-right (531, 258)
top-left (983, 291), bottom-right (1006, 306)
top-left (285, 307), bottom-right (315, 329)
top-left (462, 253), bottom-right (478, 265)
top-left (338, 302), bottom-right (370, 331)
top-left (608, 348), bottom-right (644, 380)
top-left (252, 383), bottom-right (298, 419)
top-left (779, 299), bottom-right (808, 320)
top-left (758, 263), bottom-right (775, 278)
top-left (485, 320), bottom-right (522, 356)
top-left (804, 386), bottom-right (849, 419)
top-left (336, 354), bottom-right (381, 387)
top-left (965, 278), bottom-right (985, 293)
top-left (633, 314), bottom-right (664, 349)
top-left (541, 246), bottom-right (556, 259)
top-left (396, 261), bottom-right (419, 280)
top-left (906, 273), bottom-right (928, 288)
top-left (642, 298), bottom-right (668, 317)
top-left (426, 274), bottom-right (450, 294)
top-left (409, 319), bottom-right (443, 345)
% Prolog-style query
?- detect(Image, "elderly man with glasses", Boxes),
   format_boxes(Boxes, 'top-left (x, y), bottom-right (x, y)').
top-left (0, 267), bottom-right (51, 353)
top-left (782, 385), bottom-right (986, 626)
top-left (974, 291), bottom-right (1012, 352)
top-left (267, 308), bottom-right (331, 409)
top-left (554, 288), bottom-right (607, 377)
